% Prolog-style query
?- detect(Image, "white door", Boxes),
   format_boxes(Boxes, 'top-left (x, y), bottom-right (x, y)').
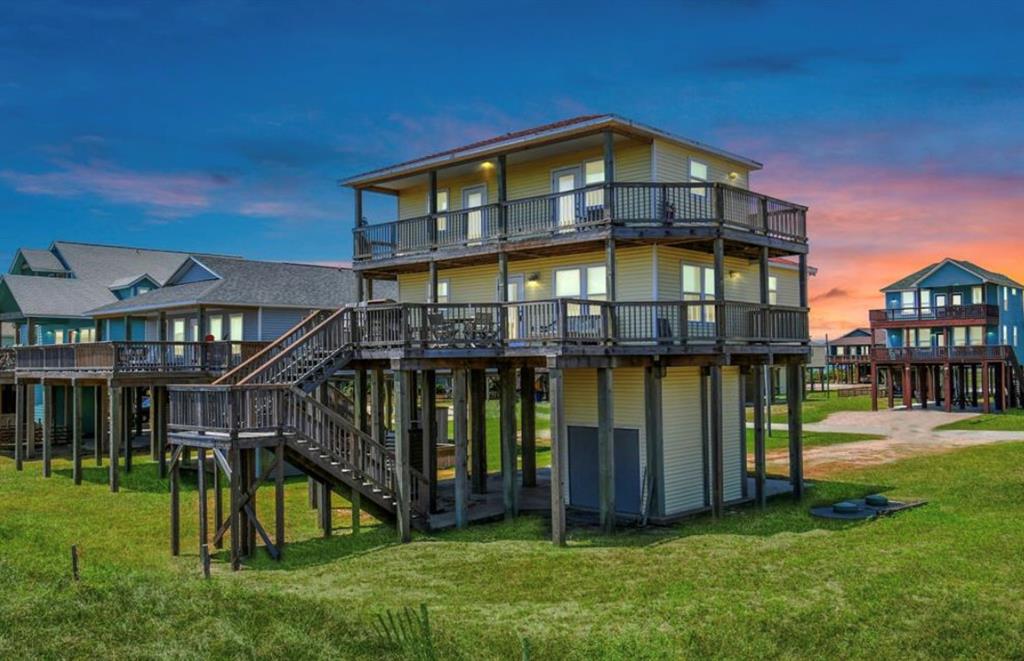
top-left (505, 275), bottom-right (526, 340)
top-left (463, 186), bottom-right (486, 241)
top-left (553, 168), bottom-right (580, 229)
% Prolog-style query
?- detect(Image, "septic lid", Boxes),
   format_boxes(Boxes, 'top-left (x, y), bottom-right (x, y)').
top-left (865, 494), bottom-right (889, 507)
top-left (833, 501), bottom-right (860, 514)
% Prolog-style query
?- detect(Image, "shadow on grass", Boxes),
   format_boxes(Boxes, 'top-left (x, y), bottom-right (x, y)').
top-left (52, 458), bottom-right (173, 494)
top-left (177, 476), bottom-right (903, 571)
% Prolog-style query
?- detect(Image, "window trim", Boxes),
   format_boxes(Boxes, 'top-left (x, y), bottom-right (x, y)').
top-left (553, 263), bottom-right (607, 300)
top-left (426, 278), bottom-right (450, 303)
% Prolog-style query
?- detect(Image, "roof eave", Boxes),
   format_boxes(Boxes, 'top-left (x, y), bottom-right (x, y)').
top-left (340, 115), bottom-right (763, 189)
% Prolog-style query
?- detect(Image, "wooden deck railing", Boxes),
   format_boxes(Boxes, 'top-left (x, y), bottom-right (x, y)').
top-left (12, 341), bottom-right (267, 374)
top-left (868, 304), bottom-right (999, 323)
top-left (353, 182), bottom-right (807, 261)
top-left (214, 310), bottom-right (330, 385)
top-left (828, 354), bottom-right (872, 364)
top-left (870, 345), bottom-right (1014, 363)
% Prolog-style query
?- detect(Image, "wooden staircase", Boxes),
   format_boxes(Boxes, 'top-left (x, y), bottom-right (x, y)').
top-left (174, 305), bottom-right (428, 528)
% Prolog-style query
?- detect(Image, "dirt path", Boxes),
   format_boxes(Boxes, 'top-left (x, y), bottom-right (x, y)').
top-left (766, 409), bottom-right (1024, 476)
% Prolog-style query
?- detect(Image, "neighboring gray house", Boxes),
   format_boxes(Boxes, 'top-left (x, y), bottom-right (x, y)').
top-left (87, 255), bottom-right (392, 342)
top-left (1, 241), bottom-right (230, 346)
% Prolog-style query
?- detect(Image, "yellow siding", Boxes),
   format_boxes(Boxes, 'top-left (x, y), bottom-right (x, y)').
top-left (396, 247), bottom-right (653, 303)
top-left (660, 366), bottom-right (705, 514)
top-left (655, 246), bottom-right (800, 306)
top-left (395, 140), bottom-right (652, 220)
top-left (562, 367), bottom-right (648, 503)
top-left (653, 139), bottom-right (751, 189)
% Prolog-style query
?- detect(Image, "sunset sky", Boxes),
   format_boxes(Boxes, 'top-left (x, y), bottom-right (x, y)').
top-left (1, 0), bottom-right (1022, 338)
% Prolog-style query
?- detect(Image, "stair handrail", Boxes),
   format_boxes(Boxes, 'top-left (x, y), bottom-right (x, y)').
top-left (237, 306), bottom-right (352, 386)
top-left (213, 308), bottom-right (330, 385)
top-left (283, 387), bottom-right (395, 498)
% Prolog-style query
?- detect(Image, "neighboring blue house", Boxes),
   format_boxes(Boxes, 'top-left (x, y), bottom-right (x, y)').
top-left (869, 258), bottom-right (1023, 412)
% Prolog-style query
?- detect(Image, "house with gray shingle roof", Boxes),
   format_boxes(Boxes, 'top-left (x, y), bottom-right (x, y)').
top-left (87, 254), bottom-right (392, 343)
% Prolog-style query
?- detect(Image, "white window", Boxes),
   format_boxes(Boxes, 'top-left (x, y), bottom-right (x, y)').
top-left (900, 291), bottom-right (915, 312)
top-left (189, 318), bottom-right (199, 342)
top-left (917, 328), bottom-right (932, 348)
top-left (972, 286), bottom-right (983, 304)
top-left (554, 265), bottom-right (606, 300)
top-left (208, 315), bottom-right (224, 341)
top-left (583, 159), bottom-right (605, 208)
top-left (426, 279), bottom-right (450, 303)
top-left (54, 329), bottom-right (65, 345)
top-left (1003, 287), bottom-right (1008, 311)
top-left (970, 326), bottom-right (985, 346)
top-left (229, 314), bottom-right (244, 341)
top-left (920, 289), bottom-right (931, 313)
top-left (1003, 326), bottom-right (1009, 344)
top-left (433, 189), bottom-right (449, 232)
top-left (953, 327), bottom-right (967, 346)
top-left (951, 292), bottom-right (963, 306)
top-left (683, 262), bottom-right (716, 322)
top-left (689, 159), bottom-right (708, 196)
top-left (768, 276), bottom-right (778, 305)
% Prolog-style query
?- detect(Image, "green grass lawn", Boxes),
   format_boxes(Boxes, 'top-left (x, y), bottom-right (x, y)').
top-left (745, 429), bottom-right (885, 454)
top-left (3, 440), bottom-right (1024, 658)
top-left (440, 399), bottom-right (552, 472)
top-left (747, 392), bottom-right (875, 425)
top-left (935, 408), bottom-right (1024, 432)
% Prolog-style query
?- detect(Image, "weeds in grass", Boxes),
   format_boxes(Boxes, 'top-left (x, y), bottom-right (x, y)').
top-left (373, 603), bottom-right (436, 660)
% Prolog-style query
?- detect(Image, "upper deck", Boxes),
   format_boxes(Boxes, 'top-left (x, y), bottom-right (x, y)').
top-left (353, 181), bottom-right (806, 273)
top-left (346, 116), bottom-right (807, 276)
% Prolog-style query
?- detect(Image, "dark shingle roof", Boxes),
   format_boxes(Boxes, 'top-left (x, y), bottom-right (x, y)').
top-left (342, 114), bottom-right (762, 186)
top-left (1, 275), bottom-right (116, 317)
top-left (87, 256), bottom-right (394, 315)
top-left (18, 248), bottom-right (67, 273)
top-left (882, 258), bottom-right (1023, 291)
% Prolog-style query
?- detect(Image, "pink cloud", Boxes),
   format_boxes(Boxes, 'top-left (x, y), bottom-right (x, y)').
top-left (238, 199), bottom-right (335, 222)
top-left (0, 160), bottom-right (226, 217)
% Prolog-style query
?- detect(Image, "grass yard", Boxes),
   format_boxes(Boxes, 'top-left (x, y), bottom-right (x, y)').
top-left (746, 428), bottom-right (884, 454)
top-left (2, 440), bottom-right (1024, 659)
top-left (440, 399), bottom-right (552, 472)
top-left (747, 392), bottom-right (875, 425)
top-left (935, 408), bottom-right (1024, 432)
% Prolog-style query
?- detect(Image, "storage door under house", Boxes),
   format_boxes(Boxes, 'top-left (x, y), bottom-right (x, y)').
top-left (567, 426), bottom-right (642, 515)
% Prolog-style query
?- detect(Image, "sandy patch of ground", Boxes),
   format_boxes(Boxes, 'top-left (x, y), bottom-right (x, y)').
top-left (766, 409), bottom-right (1024, 476)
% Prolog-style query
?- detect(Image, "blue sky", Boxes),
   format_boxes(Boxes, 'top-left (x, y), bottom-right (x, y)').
top-left (2, 0), bottom-right (1022, 333)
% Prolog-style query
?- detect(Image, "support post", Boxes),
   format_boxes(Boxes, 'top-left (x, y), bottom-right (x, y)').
top-left (108, 384), bottom-right (121, 492)
top-left (72, 383), bottom-right (83, 485)
top-left (499, 366), bottom-right (517, 519)
top-left (520, 367), bottom-right (536, 487)
top-left (453, 369), bottom-right (469, 529)
top-left (469, 368), bottom-right (488, 494)
top-left (42, 383), bottom-right (52, 477)
top-left (944, 363), bottom-right (953, 412)
top-left (870, 361), bottom-right (879, 411)
top-left (603, 129), bottom-right (615, 215)
top-left (420, 370), bottom-right (437, 512)
top-left (170, 445), bottom-right (180, 556)
top-left (643, 364), bottom-right (663, 521)
top-left (371, 367), bottom-right (386, 445)
top-left (887, 367), bottom-right (895, 409)
top-left (753, 364), bottom-right (767, 508)
top-left (123, 388), bottom-right (133, 473)
top-left (549, 367), bottom-right (567, 545)
top-left (982, 361), bottom-right (991, 413)
top-left (150, 385), bottom-right (159, 460)
top-left (902, 366), bottom-right (912, 409)
top-left (786, 363), bottom-right (804, 499)
top-left (229, 436), bottom-right (241, 570)
top-left (213, 448), bottom-right (223, 550)
top-left (354, 369), bottom-right (368, 433)
top-left (197, 447), bottom-right (208, 551)
top-left (713, 238), bottom-right (725, 346)
top-left (14, 382), bottom-right (23, 471)
top-left (319, 480), bottom-right (332, 537)
top-left (709, 365), bottom-right (724, 518)
top-left (394, 370), bottom-right (412, 543)
top-left (597, 366), bottom-right (615, 533)
top-left (25, 384), bottom-right (34, 459)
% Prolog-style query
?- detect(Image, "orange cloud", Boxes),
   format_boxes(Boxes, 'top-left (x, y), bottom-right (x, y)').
top-left (754, 160), bottom-right (1024, 339)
